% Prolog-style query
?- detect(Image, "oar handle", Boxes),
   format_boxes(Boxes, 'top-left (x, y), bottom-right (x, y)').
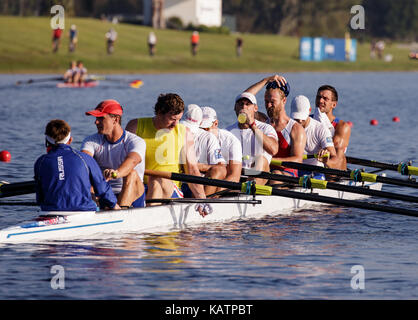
top-left (303, 153), bottom-right (330, 160)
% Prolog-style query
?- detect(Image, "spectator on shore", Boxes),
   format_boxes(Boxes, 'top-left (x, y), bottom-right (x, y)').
top-left (52, 27), bottom-right (63, 53)
top-left (191, 31), bottom-right (200, 56)
top-left (148, 31), bottom-right (157, 56)
top-left (409, 51), bottom-right (418, 60)
top-left (236, 37), bottom-right (243, 57)
top-left (370, 40), bottom-right (376, 59)
top-left (375, 40), bottom-right (385, 59)
top-left (69, 24), bottom-right (78, 53)
top-left (106, 28), bottom-right (118, 54)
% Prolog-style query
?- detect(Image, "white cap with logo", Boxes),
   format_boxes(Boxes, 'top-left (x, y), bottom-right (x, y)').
top-left (200, 106), bottom-right (218, 129)
top-left (235, 92), bottom-right (257, 105)
top-left (182, 104), bottom-right (203, 127)
top-left (290, 95), bottom-right (311, 120)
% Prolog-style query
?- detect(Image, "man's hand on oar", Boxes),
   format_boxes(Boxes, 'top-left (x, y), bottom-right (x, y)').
top-left (303, 152), bottom-right (330, 160)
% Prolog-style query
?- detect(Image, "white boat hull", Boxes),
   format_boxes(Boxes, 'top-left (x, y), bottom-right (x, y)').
top-left (0, 181), bottom-right (382, 244)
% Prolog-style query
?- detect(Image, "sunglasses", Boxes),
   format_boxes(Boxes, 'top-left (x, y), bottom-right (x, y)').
top-left (266, 81), bottom-right (290, 97)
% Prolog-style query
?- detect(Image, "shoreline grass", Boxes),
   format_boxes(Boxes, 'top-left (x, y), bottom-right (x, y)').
top-left (0, 16), bottom-right (417, 74)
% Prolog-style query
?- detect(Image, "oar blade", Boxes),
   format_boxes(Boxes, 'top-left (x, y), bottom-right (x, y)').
top-left (130, 80), bottom-right (143, 89)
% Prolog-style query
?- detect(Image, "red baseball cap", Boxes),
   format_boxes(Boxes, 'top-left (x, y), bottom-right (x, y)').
top-left (85, 99), bottom-right (123, 117)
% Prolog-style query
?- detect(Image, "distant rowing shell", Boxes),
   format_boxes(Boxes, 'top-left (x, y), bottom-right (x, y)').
top-left (56, 81), bottom-right (99, 88)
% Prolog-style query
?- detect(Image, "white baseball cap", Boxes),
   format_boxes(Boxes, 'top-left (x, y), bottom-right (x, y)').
top-left (290, 95), bottom-right (311, 120)
top-left (200, 106), bottom-right (217, 128)
top-left (235, 92), bottom-right (257, 105)
top-left (182, 104), bottom-right (203, 128)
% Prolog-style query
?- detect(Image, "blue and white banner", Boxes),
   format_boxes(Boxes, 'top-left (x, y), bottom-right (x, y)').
top-left (299, 37), bottom-right (357, 62)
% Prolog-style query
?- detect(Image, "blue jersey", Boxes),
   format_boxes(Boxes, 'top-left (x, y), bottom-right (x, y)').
top-left (34, 144), bottom-right (117, 211)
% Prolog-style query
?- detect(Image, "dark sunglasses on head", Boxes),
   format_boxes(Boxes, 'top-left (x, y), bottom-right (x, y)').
top-left (266, 81), bottom-right (290, 97)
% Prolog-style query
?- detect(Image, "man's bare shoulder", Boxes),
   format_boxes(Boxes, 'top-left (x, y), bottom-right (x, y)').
top-left (335, 119), bottom-right (351, 137)
top-left (291, 121), bottom-right (307, 138)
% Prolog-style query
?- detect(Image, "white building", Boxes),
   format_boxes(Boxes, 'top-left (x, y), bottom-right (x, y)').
top-left (143, 0), bottom-right (222, 27)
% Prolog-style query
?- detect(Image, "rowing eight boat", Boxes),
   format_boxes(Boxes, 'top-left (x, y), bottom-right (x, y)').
top-left (0, 179), bottom-right (382, 244)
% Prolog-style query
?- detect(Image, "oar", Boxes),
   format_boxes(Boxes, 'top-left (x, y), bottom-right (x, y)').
top-left (243, 168), bottom-right (418, 204)
top-left (16, 77), bottom-right (63, 85)
top-left (271, 160), bottom-right (418, 189)
top-left (303, 153), bottom-right (330, 160)
top-left (144, 170), bottom-right (418, 218)
top-left (89, 75), bottom-right (143, 88)
top-left (346, 156), bottom-right (418, 176)
top-left (0, 201), bottom-right (37, 206)
top-left (146, 198), bottom-right (261, 205)
top-left (0, 181), bottom-right (36, 198)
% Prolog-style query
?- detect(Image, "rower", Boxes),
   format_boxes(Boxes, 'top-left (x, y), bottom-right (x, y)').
top-left (73, 60), bottom-right (88, 84)
top-left (200, 106), bottom-right (242, 191)
top-left (180, 104), bottom-right (227, 196)
top-left (63, 61), bottom-right (76, 83)
top-left (290, 95), bottom-right (338, 179)
top-left (313, 85), bottom-right (351, 170)
top-left (243, 74), bottom-right (306, 177)
top-left (82, 99), bottom-right (146, 208)
top-left (225, 92), bottom-right (278, 185)
top-left (35, 119), bottom-right (119, 212)
top-left (125, 93), bottom-right (211, 217)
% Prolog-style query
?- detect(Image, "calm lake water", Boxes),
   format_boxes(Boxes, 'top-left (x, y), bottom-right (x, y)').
top-left (0, 72), bottom-right (418, 301)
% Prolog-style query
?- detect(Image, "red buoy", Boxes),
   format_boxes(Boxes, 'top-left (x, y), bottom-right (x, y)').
top-left (0, 150), bottom-right (11, 162)
top-left (370, 119), bottom-right (378, 126)
top-left (392, 116), bottom-right (400, 122)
